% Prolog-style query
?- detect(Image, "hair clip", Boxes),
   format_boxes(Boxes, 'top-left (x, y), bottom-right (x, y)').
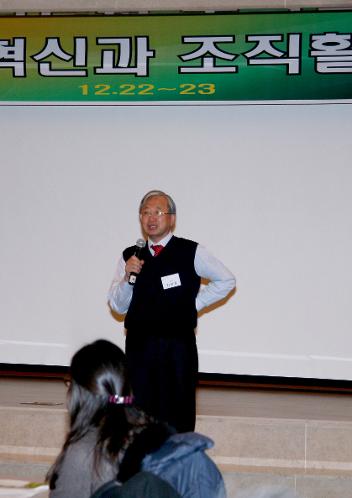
top-left (108, 395), bottom-right (134, 405)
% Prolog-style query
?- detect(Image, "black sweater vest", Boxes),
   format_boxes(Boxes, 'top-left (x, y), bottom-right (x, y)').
top-left (123, 236), bottom-right (200, 335)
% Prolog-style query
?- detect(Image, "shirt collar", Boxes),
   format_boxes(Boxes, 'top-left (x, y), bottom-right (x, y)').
top-left (148, 232), bottom-right (173, 252)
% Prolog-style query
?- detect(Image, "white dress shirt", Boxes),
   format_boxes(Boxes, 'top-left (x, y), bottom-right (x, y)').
top-left (108, 233), bottom-right (236, 315)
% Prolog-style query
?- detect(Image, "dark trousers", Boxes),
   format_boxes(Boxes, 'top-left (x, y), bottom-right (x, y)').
top-left (125, 331), bottom-right (198, 433)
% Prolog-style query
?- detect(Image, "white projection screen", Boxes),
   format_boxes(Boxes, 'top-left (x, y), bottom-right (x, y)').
top-left (1, 102), bottom-right (352, 380)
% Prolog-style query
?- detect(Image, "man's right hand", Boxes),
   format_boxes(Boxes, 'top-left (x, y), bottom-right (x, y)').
top-left (124, 255), bottom-right (144, 281)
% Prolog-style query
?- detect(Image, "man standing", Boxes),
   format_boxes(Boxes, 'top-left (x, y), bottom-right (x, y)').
top-left (108, 190), bottom-right (235, 432)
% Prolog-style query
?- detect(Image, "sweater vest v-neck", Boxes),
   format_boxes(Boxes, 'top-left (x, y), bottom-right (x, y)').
top-left (123, 236), bottom-right (200, 336)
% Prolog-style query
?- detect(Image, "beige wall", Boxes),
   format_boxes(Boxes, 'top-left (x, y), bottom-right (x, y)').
top-left (0, 0), bottom-right (352, 13)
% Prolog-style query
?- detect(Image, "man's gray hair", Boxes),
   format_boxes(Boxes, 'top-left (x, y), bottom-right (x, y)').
top-left (139, 190), bottom-right (176, 215)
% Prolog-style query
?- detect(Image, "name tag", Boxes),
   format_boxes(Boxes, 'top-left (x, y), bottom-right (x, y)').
top-left (161, 273), bottom-right (181, 290)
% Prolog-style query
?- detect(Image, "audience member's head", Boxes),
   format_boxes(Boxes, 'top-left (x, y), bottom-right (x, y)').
top-left (66, 339), bottom-right (131, 430)
top-left (47, 339), bottom-right (224, 498)
top-left (48, 339), bottom-right (170, 493)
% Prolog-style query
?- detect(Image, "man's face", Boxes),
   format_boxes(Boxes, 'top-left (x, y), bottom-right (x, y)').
top-left (139, 195), bottom-right (175, 243)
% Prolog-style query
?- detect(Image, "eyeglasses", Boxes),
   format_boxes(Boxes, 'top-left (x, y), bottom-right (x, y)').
top-left (140, 210), bottom-right (173, 218)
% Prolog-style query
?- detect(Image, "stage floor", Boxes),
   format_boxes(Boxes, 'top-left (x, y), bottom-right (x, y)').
top-left (1, 376), bottom-right (352, 422)
top-left (2, 377), bottom-right (352, 498)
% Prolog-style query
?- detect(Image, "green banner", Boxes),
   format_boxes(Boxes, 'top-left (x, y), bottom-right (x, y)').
top-left (1, 11), bottom-right (352, 103)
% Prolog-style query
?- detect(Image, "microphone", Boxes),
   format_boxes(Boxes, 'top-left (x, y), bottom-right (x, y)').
top-left (128, 238), bottom-right (146, 285)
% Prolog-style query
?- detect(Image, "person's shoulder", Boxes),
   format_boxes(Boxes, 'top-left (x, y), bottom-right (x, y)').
top-left (170, 237), bottom-right (198, 260)
top-left (50, 433), bottom-right (97, 498)
top-left (64, 431), bottom-right (97, 464)
top-left (172, 236), bottom-right (198, 249)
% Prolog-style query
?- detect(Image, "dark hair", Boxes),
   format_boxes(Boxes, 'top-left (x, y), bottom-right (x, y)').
top-left (65, 339), bottom-right (130, 438)
top-left (47, 339), bottom-right (171, 489)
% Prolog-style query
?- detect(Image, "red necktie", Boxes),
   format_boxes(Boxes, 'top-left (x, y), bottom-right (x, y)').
top-left (151, 244), bottom-right (163, 256)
